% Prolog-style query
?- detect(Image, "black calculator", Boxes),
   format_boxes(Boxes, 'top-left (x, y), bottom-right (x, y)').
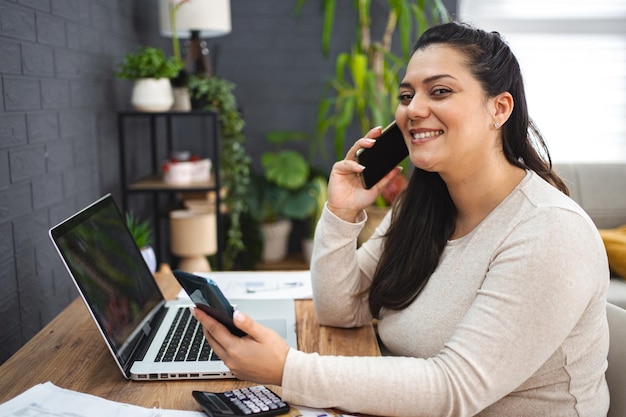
top-left (192, 385), bottom-right (290, 417)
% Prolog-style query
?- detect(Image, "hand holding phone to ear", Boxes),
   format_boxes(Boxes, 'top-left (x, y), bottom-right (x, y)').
top-left (356, 121), bottom-right (408, 190)
top-left (327, 123), bottom-right (407, 223)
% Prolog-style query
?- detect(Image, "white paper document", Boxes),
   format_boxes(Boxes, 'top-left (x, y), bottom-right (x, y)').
top-left (0, 381), bottom-right (203, 417)
top-left (0, 382), bottom-right (356, 417)
top-left (181, 270), bottom-right (313, 301)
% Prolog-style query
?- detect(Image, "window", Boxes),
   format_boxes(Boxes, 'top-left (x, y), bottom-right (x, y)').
top-left (459, 0), bottom-right (626, 162)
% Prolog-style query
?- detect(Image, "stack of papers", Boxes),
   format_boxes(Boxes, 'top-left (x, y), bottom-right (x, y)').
top-left (0, 382), bottom-right (203, 417)
top-left (0, 382), bottom-right (356, 417)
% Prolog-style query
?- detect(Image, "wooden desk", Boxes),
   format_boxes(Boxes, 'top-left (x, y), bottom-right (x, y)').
top-left (0, 269), bottom-right (380, 412)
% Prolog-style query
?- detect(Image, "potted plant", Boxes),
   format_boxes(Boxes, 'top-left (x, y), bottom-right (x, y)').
top-left (187, 74), bottom-right (252, 270)
top-left (246, 131), bottom-right (320, 263)
top-left (125, 212), bottom-right (157, 273)
top-left (114, 46), bottom-right (183, 112)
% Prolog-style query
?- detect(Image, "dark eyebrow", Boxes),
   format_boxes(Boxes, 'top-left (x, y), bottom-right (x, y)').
top-left (399, 74), bottom-right (457, 89)
top-left (423, 74), bottom-right (457, 84)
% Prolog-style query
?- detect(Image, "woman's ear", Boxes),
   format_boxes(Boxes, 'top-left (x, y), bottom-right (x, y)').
top-left (492, 91), bottom-right (514, 128)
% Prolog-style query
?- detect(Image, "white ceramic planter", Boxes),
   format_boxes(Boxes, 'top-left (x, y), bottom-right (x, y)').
top-left (260, 219), bottom-right (292, 263)
top-left (171, 86), bottom-right (191, 111)
top-left (140, 246), bottom-right (157, 274)
top-left (131, 78), bottom-right (174, 112)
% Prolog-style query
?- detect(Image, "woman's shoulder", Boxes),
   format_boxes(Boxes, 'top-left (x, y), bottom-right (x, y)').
top-left (518, 171), bottom-right (591, 222)
top-left (491, 171), bottom-right (602, 247)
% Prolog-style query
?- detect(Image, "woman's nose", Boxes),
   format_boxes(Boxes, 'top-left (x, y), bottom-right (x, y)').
top-left (406, 96), bottom-right (430, 119)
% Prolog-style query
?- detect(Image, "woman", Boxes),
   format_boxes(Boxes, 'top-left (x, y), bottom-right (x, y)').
top-left (192, 22), bottom-right (610, 416)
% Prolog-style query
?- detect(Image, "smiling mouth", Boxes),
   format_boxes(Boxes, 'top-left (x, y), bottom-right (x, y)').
top-left (412, 130), bottom-right (443, 140)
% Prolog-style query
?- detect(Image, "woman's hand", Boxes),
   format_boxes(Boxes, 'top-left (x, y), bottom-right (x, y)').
top-left (327, 126), bottom-right (404, 222)
top-left (191, 307), bottom-right (290, 386)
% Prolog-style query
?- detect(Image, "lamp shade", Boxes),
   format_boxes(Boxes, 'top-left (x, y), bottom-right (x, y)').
top-left (159, 0), bottom-right (232, 38)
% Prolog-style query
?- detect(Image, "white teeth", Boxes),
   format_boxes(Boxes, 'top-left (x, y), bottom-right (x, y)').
top-left (412, 130), bottom-right (443, 140)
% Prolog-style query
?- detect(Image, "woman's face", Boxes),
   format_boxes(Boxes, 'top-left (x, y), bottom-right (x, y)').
top-left (395, 44), bottom-right (500, 177)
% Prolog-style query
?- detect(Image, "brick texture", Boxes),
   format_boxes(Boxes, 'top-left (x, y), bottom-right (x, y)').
top-left (0, 0), bottom-right (162, 363)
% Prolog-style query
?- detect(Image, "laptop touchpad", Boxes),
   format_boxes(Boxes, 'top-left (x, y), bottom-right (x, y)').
top-left (258, 319), bottom-right (287, 338)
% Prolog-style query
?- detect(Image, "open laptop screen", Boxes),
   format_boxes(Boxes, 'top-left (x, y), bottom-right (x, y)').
top-left (50, 195), bottom-right (163, 365)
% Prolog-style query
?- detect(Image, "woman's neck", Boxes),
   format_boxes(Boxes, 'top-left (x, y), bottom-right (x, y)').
top-left (444, 162), bottom-right (526, 240)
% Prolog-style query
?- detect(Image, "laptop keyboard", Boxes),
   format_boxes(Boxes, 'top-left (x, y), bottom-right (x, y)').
top-left (155, 308), bottom-right (219, 362)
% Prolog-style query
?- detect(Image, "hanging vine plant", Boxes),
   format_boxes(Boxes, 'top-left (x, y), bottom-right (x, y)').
top-left (187, 74), bottom-right (251, 270)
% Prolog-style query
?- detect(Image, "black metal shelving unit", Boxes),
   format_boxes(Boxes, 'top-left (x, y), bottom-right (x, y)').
top-left (118, 110), bottom-right (224, 270)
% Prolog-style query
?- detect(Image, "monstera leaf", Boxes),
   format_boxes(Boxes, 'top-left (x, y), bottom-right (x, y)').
top-left (261, 150), bottom-right (310, 191)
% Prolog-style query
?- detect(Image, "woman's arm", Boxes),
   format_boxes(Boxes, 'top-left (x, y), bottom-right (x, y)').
top-left (309, 203), bottom-right (382, 327)
top-left (310, 126), bottom-right (403, 328)
top-left (283, 208), bottom-right (610, 416)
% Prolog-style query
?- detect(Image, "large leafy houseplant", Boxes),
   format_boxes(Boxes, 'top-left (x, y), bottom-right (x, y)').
top-left (187, 74), bottom-right (251, 270)
top-left (246, 131), bottom-right (319, 225)
top-left (296, 0), bottom-right (449, 161)
top-left (246, 131), bottom-right (325, 263)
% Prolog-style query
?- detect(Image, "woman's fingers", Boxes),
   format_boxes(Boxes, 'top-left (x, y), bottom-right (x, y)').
top-left (190, 307), bottom-right (289, 385)
top-left (345, 126), bottom-right (382, 160)
top-left (372, 166), bottom-right (404, 194)
top-left (326, 125), bottom-right (394, 221)
top-left (191, 307), bottom-right (228, 351)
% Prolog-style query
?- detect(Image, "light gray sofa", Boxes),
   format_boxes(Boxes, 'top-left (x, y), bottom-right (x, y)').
top-left (554, 163), bottom-right (626, 309)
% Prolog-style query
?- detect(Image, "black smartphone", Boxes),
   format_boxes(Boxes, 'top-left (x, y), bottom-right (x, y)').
top-left (173, 270), bottom-right (247, 337)
top-left (355, 121), bottom-right (408, 189)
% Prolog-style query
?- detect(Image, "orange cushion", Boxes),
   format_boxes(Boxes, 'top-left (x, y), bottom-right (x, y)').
top-left (599, 225), bottom-right (626, 279)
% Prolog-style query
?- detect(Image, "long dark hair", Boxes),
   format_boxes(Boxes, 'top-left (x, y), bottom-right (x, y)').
top-left (368, 22), bottom-right (569, 319)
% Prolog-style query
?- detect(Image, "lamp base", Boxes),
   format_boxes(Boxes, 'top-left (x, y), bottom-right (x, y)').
top-left (184, 30), bottom-right (213, 76)
top-left (178, 255), bottom-right (212, 273)
top-left (169, 209), bottom-right (217, 273)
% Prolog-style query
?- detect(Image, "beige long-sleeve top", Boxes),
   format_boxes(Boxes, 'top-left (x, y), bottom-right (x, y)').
top-left (281, 171), bottom-right (610, 416)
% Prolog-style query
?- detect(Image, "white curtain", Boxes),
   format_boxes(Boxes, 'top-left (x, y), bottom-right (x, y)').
top-left (458, 0), bottom-right (626, 162)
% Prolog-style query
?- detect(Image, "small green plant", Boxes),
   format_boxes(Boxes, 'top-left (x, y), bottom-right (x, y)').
top-left (114, 46), bottom-right (183, 80)
top-left (125, 212), bottom-right (153, 249)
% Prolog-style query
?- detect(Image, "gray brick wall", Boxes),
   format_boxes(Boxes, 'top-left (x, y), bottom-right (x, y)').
top-left (0, 0), bottom-right (457, 364)
top-left (0, 0), bottom-right (160, 363)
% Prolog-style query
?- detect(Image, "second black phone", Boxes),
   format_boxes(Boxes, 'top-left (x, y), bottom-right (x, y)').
top-left (173, 270), bottom-right (247, 337)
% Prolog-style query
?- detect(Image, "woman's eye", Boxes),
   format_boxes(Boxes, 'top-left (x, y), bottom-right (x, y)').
top-left (432, 87), bottom-right (451, 97)
top-left (396, 93), bottom-right (413, 105)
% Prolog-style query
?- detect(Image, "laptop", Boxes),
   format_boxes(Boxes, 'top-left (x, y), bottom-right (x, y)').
top-left (49, 194), bottom-right (297, 381)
